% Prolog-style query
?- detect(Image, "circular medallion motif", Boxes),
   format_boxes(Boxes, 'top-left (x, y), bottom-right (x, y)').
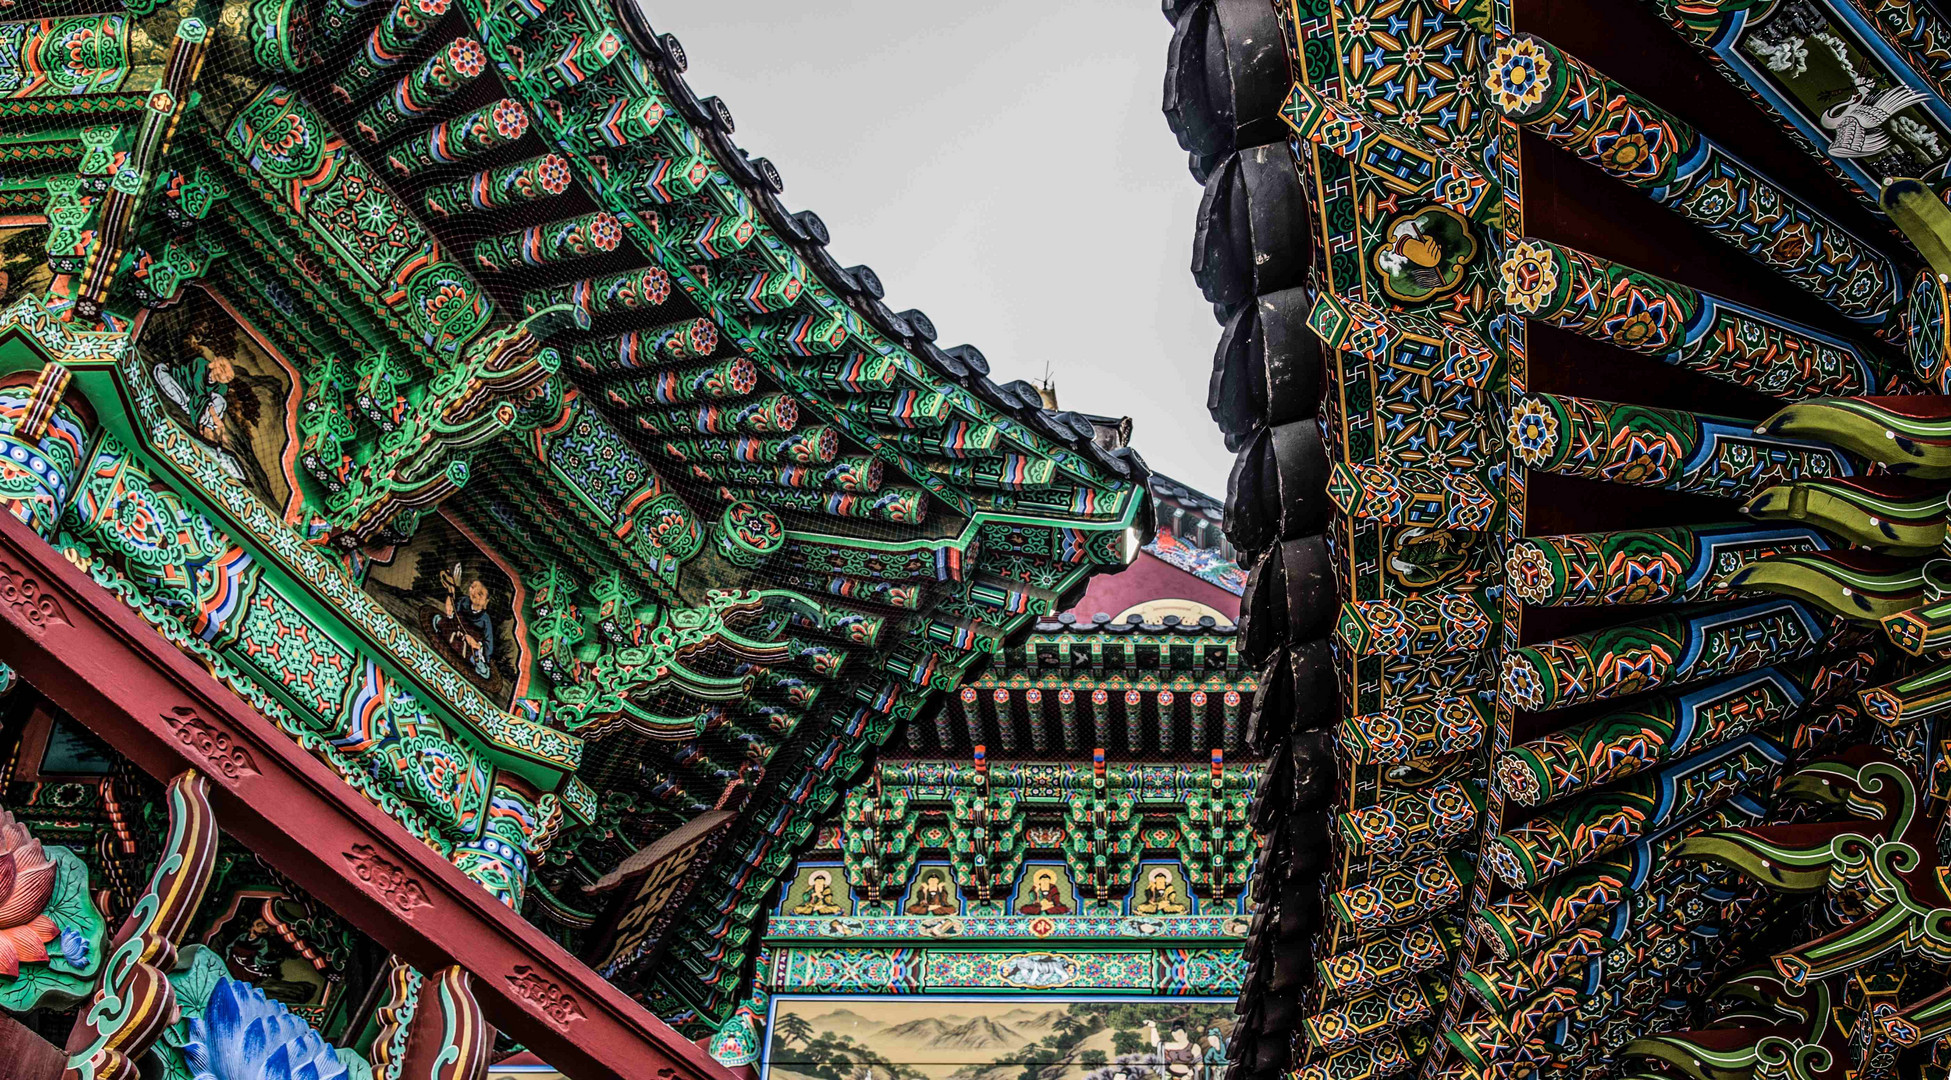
top-left (586, 212), bottom-right (623, 252)
top-left (534, 154), bottom-right (573, 196)
top-left (447, 38), bottom-right (487, 79)
top-left (1506, 540), bottom-right (1557, 605)
top-left (1488, 37), bottom-right (1554, 116)
top-left (1499, 238), bottom-right (1561, 315)
top-left (491, 99), bottom-right (530, 140)
top-left (1508, 396), bottom-right (1561, 467)
top-left (1501, 653), bottom-right (1546, 710)
top-left (715, 501), bottom-right (784, 567)
top-left (1372, 205), bottom-right (1478, 303)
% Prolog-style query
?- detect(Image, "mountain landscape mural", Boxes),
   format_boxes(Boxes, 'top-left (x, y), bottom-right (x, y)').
top-left (764, 998), bottom-right (1236, 1080)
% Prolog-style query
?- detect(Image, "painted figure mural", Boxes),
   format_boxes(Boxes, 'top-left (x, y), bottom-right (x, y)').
top-left (143, 289), bottom-right (297, 515)
top-left (905, 869), bottom-right (957, 916)
top-left (435, 569), bottom-right (497, 681)
top-left (1016, 868), bottom-right (1072, 916)
top-left (1133, 869), bottom-right (1187, 916)
top-left (363, 513), bottom-right (526, 708)
top-left (1144, 1020), bottom-right (1200, 1077)
top-left (788, 870), bottom-right (843, 916)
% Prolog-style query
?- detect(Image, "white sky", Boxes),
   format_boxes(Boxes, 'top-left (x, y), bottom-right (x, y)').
top-left (643, 1), bottom-right (1235, 496)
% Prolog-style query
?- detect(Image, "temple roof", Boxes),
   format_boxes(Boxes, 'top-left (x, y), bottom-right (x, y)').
top-left (0, 0), bottom-right (1158, 1039)
top-left (591, 5), bottom-right (1152, 491)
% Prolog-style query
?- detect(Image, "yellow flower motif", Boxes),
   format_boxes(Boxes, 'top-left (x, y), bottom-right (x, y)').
top-left (1489, 38), bottom-right (1554, 115)
top-left (1506, 540), bottom-right (1557, 605)
top-left (1509, 396), bottom-right (1561, 468)
top-left (1500, 239), bottom-right (1561, 315)
top-left (1501, 653), bottom-right (1547, 710)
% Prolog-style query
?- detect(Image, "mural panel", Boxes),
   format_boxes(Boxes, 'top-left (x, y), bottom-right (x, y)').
top-left (903, 865), bottom-right (960, 917)
top-left (0, 221), bottom-right (51, 306)
top-left (1733, 0), bottom-right (1951, 187)
top-left (1131, 865), bottom-right (1190, 916)
top-left (764, 996), bottom-right (1234, 1080)
top-left (140, 286), bottom-right (300, 518)
top-left (783, 865), bottom-right (852, 917)
top-left (1012, 864), bottom-right (1076, 916)
top-left (362, 510), bottom-right (529, 709)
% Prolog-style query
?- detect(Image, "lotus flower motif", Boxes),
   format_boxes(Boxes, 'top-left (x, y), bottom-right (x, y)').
top-left (0, 810), bottom-right (57, 978)
top-left (180, 979), bottom-right (348, 1080)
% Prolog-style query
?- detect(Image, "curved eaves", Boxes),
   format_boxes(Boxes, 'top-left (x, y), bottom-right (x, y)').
top-left (600, 2), bottom-right (1149, 491)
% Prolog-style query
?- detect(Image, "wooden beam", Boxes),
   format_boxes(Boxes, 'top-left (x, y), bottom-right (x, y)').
top-left (0, 512), bottom-right (732, 1080)
top-left (0, 1010), bottom-right (67, 1080)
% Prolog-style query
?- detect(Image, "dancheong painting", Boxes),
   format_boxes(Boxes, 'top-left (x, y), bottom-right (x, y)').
top-left (140, 285), bottom-right (302, 518)
top-left (763, 997), bottom-right (1234, 1080)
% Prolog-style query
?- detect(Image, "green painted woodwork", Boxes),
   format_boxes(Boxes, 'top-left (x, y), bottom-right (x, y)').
top-left (0, 0), bottom-right (1164, 1034)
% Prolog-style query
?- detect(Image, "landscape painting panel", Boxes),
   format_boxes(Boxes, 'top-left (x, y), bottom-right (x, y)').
top-left (764, 996), bottom-right (1233, 1080)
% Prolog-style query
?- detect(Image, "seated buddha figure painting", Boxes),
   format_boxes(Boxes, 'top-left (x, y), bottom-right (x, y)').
top-left (904, 867), bottom-right (959, 916)
top-left (1135, 866), bottom-right (1190, 916)
top-left (1015, 866), bottom-right (1076, 916)
top-left (783, 868), bottom-right (849, 917)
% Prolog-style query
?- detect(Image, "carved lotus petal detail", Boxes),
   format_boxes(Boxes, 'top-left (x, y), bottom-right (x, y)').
top-left (181, 978), bottom-right (348, 1080)
top-left (0, 810), bottom-right (56, 976)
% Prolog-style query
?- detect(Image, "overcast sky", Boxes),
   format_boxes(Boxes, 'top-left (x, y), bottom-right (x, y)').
top-left (643, 1), bottom-right (1235, 496)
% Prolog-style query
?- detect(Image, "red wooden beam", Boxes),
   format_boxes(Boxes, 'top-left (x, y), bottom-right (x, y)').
top-left (0, 1010), bottom-right (66, 1080)
top-left (0, 512), bottom-right (734, 1080)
